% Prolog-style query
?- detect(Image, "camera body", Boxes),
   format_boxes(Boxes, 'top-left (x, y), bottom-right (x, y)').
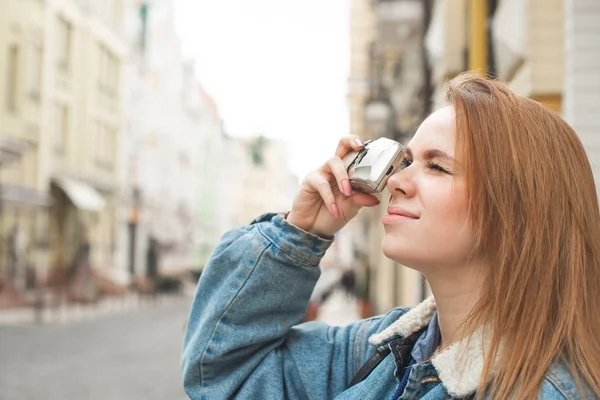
top-left (342, 137), bottom-right (404, 193)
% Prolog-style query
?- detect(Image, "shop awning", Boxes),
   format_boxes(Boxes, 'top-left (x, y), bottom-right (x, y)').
top-left (54, 177), bottom-right (105, 211)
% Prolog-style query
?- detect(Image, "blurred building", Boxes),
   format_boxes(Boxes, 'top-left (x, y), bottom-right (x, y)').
top-left (348, 0), bottom-right (431, 313)
top-left (238, 137), bottom-right (298, 222)
top-left (563, 0), bottom-right (600, 190)
top-left (425, 0), bottom-right (564, 135)
top-left (349, 0), bottom-right (600, 312)
top-left (0, 0), bottom-right (49, 296)
top-left (346, 0), bottom-right (376, 313)
top-left (118, 0), bottom-right (298, 279)
top-left (195, 88), bottom-right (228, 271)
top-left (47, 0), bottom-right (126, 292)
top-left (217, 136), bottom-right (299, 231)
top-left (425, 0), bottom-right (468, 105)
top-left (0, 0), bottom-right (126, 297)
top-left (194, 133), bottom-right (299, 269)
top-left (427, 0), bottom-right (600, 182)
top-left (116, 0), bottom-right (218, 283)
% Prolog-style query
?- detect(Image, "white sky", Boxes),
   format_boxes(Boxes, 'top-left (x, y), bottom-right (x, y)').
top-left (173, 0), bottom-right (351, 180)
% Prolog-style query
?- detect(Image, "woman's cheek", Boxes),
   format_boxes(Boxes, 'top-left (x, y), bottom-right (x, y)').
top-left (429, 186), bottom-right (469, 227)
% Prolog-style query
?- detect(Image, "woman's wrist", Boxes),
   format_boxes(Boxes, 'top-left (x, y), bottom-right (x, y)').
top-left (285, 212), bottom-right (334, 240)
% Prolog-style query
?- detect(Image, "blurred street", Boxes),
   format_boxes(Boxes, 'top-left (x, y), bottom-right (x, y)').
top-left (0, 295), bottom-right (190, 400)
top-left (0, 0), bottom-right (598, 397)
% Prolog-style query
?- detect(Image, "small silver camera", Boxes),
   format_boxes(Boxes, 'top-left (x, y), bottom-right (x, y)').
top-left (342, 137), bottom-right (405, 193)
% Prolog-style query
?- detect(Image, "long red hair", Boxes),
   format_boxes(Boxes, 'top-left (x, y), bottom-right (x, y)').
top-left (446, 73), bottom-right (600, 399)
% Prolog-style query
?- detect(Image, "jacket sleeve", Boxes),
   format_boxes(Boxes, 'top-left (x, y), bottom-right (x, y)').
top-left (181, 213), bottom-right (405, 400)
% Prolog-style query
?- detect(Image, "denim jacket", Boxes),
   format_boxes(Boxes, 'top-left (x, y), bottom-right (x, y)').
top-left (182, 213), bottom-right (590, 399)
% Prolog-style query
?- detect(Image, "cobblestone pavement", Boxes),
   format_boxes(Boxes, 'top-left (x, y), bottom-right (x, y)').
top-left (0, 295), bottom-right (192, 400)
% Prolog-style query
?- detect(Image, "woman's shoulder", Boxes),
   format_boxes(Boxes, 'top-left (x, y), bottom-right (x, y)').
top-left (346, 304), bottom-right (420, 357)
top-left (363, 307), bottom-right (413, 328)
top-left (539, 361), bottom-right (595, 400)
top-left (361, 305), bottom-right (414, 332)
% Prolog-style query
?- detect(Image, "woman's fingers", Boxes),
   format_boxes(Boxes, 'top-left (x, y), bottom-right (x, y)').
top-left (288, 135), bottom-right (374, 237)
top-left (337, 192), bottom-right (380, 223)
top-left (326, 135), bottom-right (366, 197)
top-left (351, 192), bottom-right (380, 207)
top-left (305, 172), bottom-right (339, 219)
top-left (302, 134), bottom-right (372, 221)
top-left (334, 135), bottom-right (364, 159)
top-left (321, 156), bottom-right (352, 197)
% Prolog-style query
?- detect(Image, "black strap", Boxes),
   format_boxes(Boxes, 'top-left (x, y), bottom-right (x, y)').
top-left (349, 345), bottom-right (391, 387)
top-left (348, 327), bottom-right (427, 388)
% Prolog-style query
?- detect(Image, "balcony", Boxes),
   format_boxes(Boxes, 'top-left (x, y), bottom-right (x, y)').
top-left (425, 0), bottom-right (467, 83)
top-left (492, 0), bottom-right (563, 98)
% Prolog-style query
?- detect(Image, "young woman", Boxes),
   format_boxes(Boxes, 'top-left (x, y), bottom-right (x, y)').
top-left (181, 74), bottom-right (600, 399)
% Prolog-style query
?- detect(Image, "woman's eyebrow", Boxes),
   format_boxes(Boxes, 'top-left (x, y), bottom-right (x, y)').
top-left (405, 147), bottom-right (456, 163)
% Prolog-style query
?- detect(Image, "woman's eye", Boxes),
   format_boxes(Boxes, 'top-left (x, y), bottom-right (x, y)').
top-left (427, 162), bottom-right (451, 174)
top-left (400, 158), bottom-right (412, 169)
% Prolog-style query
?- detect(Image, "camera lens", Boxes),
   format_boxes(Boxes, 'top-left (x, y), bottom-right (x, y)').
top-left (385, 165), bottom-right (394, 175)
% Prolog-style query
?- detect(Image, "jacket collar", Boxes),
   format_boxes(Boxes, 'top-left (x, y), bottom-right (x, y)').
top-left (368, 297), bottom-right (491, 398)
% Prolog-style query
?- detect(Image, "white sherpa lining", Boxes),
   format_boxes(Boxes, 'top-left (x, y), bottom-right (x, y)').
top-left (368, 297), bottom-right (492, 398)
top-left (431, 327), bottom-right (490, 398)
top-left (368, 296), bottom-right (437, 345)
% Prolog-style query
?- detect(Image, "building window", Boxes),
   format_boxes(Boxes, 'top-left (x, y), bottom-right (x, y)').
top-left (27, 43), bottom-right (43, 100)
top-left (23, 145), bottom-right (38, 187)
top-left (56, 17), bottom-right (72, 71)
top-left (54, 103), bottom-right (68, 154)
top-left (95, 121), bottom-right (115, 170)
top-left (3, 157), bottom-right (25, 186)
top-left (6, 45), bottom-right (19, 111)
top-left (98, 44), bottom-right (118, 97)
top-left (96, 122), bottom-right (105, 167)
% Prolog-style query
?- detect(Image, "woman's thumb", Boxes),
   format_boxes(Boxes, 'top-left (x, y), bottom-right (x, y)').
top-left (351, 193), bottom-right (381, 207)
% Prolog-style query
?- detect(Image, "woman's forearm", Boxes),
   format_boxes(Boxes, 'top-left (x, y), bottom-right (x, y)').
top-left (181, 213), bottom-right (332, 398)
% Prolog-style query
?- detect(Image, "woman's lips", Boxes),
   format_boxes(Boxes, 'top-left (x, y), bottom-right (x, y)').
top-left (382, 206), bottom-right (419, 224)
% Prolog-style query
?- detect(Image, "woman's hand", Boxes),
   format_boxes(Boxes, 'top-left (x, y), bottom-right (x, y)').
top-left (287, 135), bottom-right (381, 238)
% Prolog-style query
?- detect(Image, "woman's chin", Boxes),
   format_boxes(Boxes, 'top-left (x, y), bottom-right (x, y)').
top-left (382, 237), bottom-right (407, 264)
top-left (382, 237), bottom-right (424, 271)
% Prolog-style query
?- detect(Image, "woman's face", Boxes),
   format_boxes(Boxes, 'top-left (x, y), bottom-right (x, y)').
top-left (382, 106), bottom-right (475, 272)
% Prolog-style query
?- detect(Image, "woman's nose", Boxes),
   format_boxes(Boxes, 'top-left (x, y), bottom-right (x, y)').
top-left (386, 167), bottom-right (416, 198)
